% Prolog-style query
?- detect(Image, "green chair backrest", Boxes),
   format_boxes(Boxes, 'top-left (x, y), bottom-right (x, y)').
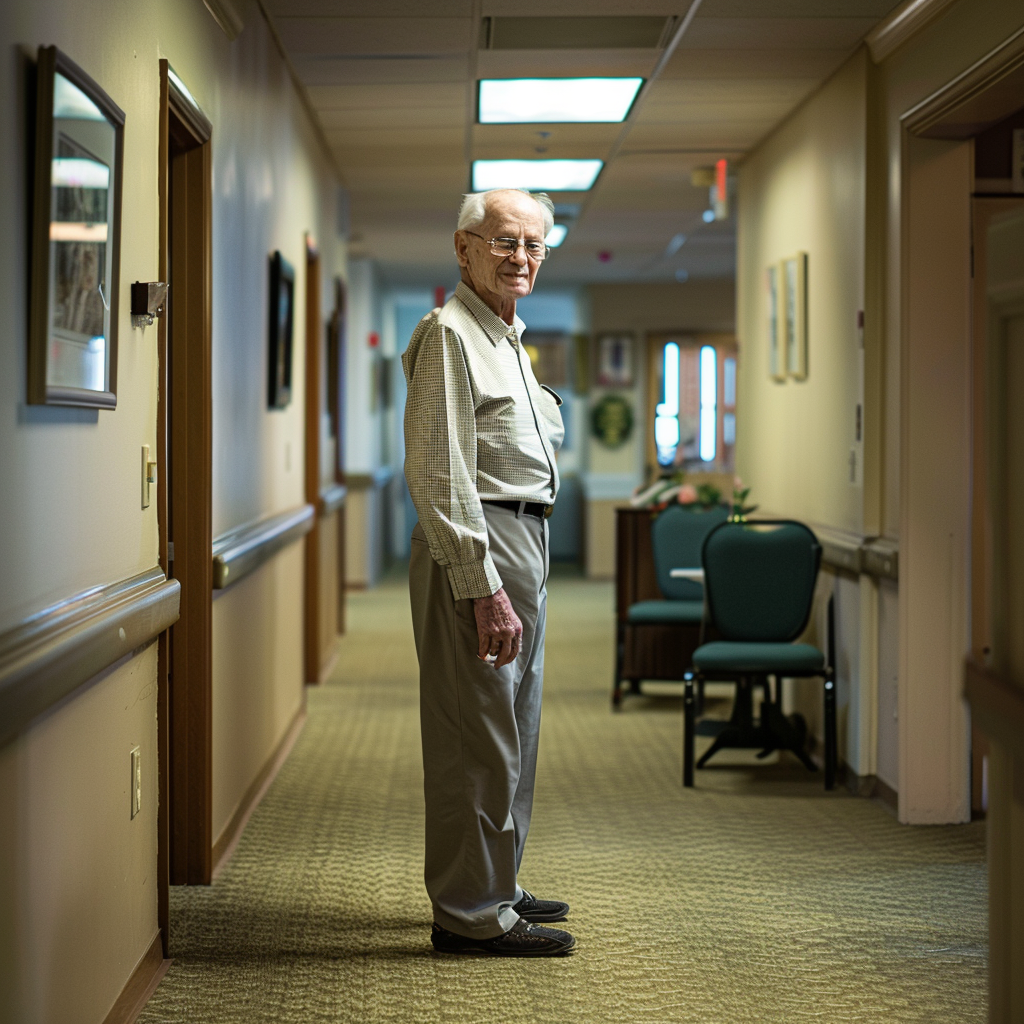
top-left (701, 520), bottom-right (821, 641)
top-left (651, 504), bottom-right (730, 600)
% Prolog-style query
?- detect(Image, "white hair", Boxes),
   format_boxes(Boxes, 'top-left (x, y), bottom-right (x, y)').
top-left (457, 189), bottom-right (554, 237)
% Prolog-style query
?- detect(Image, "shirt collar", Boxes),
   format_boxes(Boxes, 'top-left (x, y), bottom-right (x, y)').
top-left (454, 281), bottom-right (526, 346)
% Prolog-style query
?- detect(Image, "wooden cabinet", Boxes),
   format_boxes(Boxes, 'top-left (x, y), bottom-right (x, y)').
top-left (614, 507), bottom-right (702, 691)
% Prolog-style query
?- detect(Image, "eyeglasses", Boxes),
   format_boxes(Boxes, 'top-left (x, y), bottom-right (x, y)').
top-left (464, 230), bottom-right (549, 261)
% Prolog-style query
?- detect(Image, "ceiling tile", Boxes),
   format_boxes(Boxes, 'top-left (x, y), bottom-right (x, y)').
top-left (327, 128), bottom-right (465, 155)
top-left (309, 83), bottom-right (466, 111)
top-left (320, 107), bottom-right (465, 130)
top-left (622, 121), bottom-right (768, 149)
top-left (475, 48), bottom-right (659, 78)
top-left (471, 122), bottom-right (622, 156)
top-left (659, 47), bottom-right (853, 78)
top-left (265, 0), bottom-right (473, 14)
top-left (641, 77), bottom-right (819, 105)
top-left (292, 56), bottom-right (469, 87)
top-left (274, 17), bottom-right (474, 56)
top-left (680, 17), bottom-right (878, 50)
top-left (481, 0), bottom-right (687, 13)
top-left (697, 0), bottom-right (900, 15)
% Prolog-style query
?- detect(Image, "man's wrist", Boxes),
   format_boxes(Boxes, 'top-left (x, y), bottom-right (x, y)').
top-left (446, 557), bottom-right (502, 602)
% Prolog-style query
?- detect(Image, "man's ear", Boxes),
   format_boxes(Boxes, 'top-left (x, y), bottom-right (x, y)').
top-left (454, 231), bottom-right (469, 268)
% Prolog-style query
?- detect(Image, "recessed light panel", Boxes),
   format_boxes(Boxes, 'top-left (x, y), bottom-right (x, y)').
top-left (472, 159), bottom-right (603, 192)
top-left (545, 224), bottom-right (568, 247)
top-left (478, 78), bottom-right (643, 123)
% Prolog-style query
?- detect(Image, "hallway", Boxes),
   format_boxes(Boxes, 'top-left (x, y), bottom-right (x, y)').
top-left (139, 574), bottom-right (986, 1023)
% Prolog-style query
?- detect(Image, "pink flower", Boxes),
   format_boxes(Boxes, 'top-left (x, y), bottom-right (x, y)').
top-left (733, 476), bottom-right (743, 489)
top-left (677, 484), bottom-right (698, 505)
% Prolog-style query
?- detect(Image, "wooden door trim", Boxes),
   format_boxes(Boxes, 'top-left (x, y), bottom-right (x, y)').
top-left (304, 238), bottom-right (323, 683)
top-left (969, 197), bottom-right (1024, 661)
top-left (158, 59), bottom-right (214, 901)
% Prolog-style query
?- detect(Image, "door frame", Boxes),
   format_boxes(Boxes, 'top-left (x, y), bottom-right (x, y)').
top-left (303, 236), bottom-right (324, 682)
top-left (157, 59), bottom-right (214, 930)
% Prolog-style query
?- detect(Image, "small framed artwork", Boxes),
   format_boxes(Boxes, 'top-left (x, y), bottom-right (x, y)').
top-left (782, 252), bottom-right (808, 380)
top-left (767, 263), bottom-right (785, 381)
top-left (268, 251), bottom-right (295, 408)
top-left (29, 46), bottom-right (125, 408)
top-left (596, 333), bottom-right (633, 387)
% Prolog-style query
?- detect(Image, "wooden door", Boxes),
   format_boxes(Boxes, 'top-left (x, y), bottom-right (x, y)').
top-left (157, 61), bottom-right (214, 914)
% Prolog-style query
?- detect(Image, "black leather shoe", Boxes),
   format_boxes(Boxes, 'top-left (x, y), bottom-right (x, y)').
top-left (513, 888), bottom-right (570, 923)
top-left (431, 919), bottom-right (575, 957)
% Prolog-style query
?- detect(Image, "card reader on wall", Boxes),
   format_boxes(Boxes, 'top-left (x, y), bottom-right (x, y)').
top-left (131, 282), bottom-right (169, 329)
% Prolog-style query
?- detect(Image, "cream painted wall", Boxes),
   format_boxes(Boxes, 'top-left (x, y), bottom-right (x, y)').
top-left (0, 650), bottom-right (158, 1024)
top-left (212, 544), bottom-right (305, 841)
top-left (735, 51), bottom-right (867, 536)
top-left (0, 0), bottom-right (344, 1021)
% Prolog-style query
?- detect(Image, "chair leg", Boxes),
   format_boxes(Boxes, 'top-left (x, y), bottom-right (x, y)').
top-left (823, 672), bottom-right (837, 790)
top-left (612, 622), bottom-right (625, 709)
top-left (683, 674), bottom-right (696, 787)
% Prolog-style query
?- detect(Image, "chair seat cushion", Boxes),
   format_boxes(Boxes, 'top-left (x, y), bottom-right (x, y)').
top-left (627, 600), bottom-right (704, 625)
top-left (692, 641), bottom-right (825, 673)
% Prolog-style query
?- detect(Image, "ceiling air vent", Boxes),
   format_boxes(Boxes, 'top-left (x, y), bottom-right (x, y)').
top-left (481, 16), bottom-right (675, 51)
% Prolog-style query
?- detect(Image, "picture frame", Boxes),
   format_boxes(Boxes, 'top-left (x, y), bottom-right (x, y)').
top-left (595, 332), bottom-right (633, 388)
top-left (782, 251), bottom-right (808, 380)
top-left (268, 251), bottom-right (295, 409)
top-left (767, 263), bottom-right (785, 381)
top-left (28, 46), bottom-right (125, 408)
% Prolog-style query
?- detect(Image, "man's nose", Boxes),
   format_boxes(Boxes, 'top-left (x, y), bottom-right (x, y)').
top-left (508, 245), bottom-right (528, 266)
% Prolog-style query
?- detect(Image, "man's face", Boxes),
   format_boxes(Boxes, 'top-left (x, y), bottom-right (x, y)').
top-left (455, 191), bottom-right (546, 310)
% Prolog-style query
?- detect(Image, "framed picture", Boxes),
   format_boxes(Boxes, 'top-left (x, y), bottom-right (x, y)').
top-left (522, 331), bottom-right (569, 387)
top-left (596, 333), bottom-right (633, 387)
top-left (28, 46), bottom-right (125, 408)
top-left (268, 251), bottom-right (295, 408)
top-left (767, 263), bottom-right (785, 381)
top-left (782, 251), bottom-right (808, 380)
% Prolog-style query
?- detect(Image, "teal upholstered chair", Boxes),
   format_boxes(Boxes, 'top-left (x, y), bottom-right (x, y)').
top-left (613, 503), bottom-right (728, 707)
top-left (682, 520), bottom-right (837, 789)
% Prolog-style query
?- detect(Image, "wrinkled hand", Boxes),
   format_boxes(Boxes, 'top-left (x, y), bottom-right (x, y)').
top-left (473, 588), bottom-right (523, 669)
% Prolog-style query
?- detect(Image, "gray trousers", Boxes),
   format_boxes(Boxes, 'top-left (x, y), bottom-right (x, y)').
top-left (409, 503), bottom-right (549, 939)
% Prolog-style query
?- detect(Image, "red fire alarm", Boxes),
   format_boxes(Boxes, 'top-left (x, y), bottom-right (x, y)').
top-left (434, 286), bottom-right (447, 309)
top-left (368, 331), bottom-right (380, 348)
top-left (597, 250), bottom-right (613, 263)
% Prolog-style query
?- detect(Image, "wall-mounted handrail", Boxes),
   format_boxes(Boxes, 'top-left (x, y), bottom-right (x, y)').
top-left (0, 567), bottom-right (180, 748)
top-left (319, 483), bottom-right (347, 517)
top-left (212, 504), bottom-right (315, 589)
top-left (965, 656), bottom-right (1024, 759)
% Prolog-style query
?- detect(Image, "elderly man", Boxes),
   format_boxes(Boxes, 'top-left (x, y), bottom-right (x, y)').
top-left (403, 188), bottom-right (574, 957)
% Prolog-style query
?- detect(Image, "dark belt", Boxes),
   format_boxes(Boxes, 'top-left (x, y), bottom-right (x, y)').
top-left (483, 499), bottom-right (554, 519)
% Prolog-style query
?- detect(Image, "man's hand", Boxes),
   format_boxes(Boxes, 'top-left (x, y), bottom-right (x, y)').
top-left (473, 588), bottom-right (523, 669)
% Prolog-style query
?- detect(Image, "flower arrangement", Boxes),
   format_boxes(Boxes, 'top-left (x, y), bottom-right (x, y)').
top-left (629, 472), bottom-right (722, 512)
top-left (729, 478), bottom-right (758, 522)
top-left (630, 473), bottom-right (758, 520)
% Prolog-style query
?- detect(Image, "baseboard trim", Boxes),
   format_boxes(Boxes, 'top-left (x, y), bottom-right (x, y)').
top-left (101, 931), bottom-right (170, 1024)
top-left (313, 638), bottom-right (341, 685)
top-left (211, 702), bottom-right (307, 878)
top-left (840, 763), bottom-right (899, 816)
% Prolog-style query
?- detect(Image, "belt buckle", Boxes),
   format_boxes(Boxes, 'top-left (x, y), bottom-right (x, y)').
top-left (543, 503), bottom-right (554, 519)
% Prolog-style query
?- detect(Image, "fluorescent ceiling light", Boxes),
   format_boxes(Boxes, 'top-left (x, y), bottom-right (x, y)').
top-left (478, 78), bottom-right (643, 123)
top-left (472, 159), bottom-right (603, 191)
top-left (52, 157), bottom-right (110, 189)
top-left (545, 224), bottom-right (568, 247)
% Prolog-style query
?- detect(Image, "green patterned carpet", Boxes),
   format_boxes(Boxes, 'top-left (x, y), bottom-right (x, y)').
top-left (139, 571), bottom-right (988, 1023)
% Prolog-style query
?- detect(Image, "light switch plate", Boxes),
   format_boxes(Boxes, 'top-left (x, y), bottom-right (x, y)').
top-left (130, 746), bottom-right (141, 819)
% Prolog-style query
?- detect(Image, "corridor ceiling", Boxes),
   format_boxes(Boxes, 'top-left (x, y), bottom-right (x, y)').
top-left (263, 0), bottom-right (903, 288)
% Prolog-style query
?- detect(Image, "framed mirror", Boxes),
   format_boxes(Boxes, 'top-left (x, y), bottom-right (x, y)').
top-left (29, 46), bottom-right (125, 408)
